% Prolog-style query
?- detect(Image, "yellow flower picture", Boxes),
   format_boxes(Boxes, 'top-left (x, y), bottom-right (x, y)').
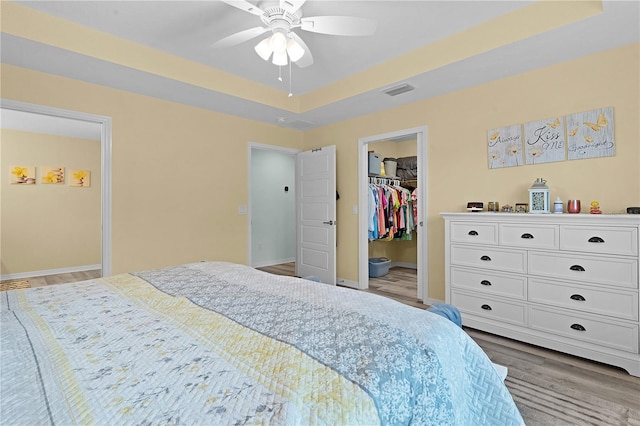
top-left (69, 169), bottom-right (91, 187)
top-left (10, 165), bottom-right (36, 184)
top-left (41, 167), bottom-right (65, 184)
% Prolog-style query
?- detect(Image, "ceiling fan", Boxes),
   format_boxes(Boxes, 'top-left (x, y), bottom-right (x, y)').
top-left (213, 0), bottom-right (377, 68)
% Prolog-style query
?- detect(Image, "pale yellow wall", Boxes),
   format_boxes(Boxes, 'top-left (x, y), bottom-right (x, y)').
top-left (2, 44), bottom-right (638, 295)
top-left (0, 129), bottom-right (101, 275)
top-left (304, 43), bottom-right (640, 300)
top-left (1, 64), bottom-right (303, 274)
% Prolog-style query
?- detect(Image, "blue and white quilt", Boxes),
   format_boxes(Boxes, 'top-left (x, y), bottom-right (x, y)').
top-left (1, 261), bottom-right (524, 425)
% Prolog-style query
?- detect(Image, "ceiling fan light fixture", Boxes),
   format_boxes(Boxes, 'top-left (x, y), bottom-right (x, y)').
top-left (270, 30), bottom-right (288, 53)
top-left (255, 37), bottom-right (273, 60)
top-left (272, 50), bottom-right (288, 66)
top-left (286, 38), bottom-right (304, 62)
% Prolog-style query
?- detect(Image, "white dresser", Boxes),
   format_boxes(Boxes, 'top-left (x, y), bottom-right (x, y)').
top-left (441, 212), bottom-right (640, 376)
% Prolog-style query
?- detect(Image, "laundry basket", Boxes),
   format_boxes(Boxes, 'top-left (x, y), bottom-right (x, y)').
top-left (369, 257), bottom-right (391, 277)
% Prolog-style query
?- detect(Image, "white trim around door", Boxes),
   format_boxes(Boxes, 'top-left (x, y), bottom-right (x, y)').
top-left (358, 126), bottom-right (428, 302)
top-left (1, 99), bottom-right (113, 277)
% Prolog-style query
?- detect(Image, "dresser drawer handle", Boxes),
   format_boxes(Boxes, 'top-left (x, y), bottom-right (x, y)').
top-left (468, 230), bottom-right (478, 236)
top-left (481, 304), bottom-right (492, 311)
top-left (588, 236), bottom-right (605, 243)
top-left (570, 323), bottom-right (586, 332)
top-left (570, 294), bottom-right (586, 301)
top-left (480, 255), bottom-right (492, 261)
top-left (569, 264), bottom-right (585, 272)
top-left (521, 233), bottom-right (534, 239)
top-left (480, 280), bottom-right (492, 286)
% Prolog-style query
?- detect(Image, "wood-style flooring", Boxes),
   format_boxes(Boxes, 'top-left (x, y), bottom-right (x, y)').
top-left (27, 269), bottom-right (102, 287)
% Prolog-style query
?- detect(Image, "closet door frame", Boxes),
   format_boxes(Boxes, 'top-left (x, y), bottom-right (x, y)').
top-left (357, 126), bottom-right (428, 302)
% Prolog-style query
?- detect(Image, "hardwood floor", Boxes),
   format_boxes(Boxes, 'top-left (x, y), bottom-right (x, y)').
top-left (27, 269), bottom-right (102, 287)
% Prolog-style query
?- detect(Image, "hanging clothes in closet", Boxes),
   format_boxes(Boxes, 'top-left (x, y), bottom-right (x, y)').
top-left (368, 177), bottom-right (416, 242)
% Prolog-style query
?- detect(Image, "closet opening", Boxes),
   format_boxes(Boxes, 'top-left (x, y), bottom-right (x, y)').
top-left (358, 127), bottom-right (428, 304)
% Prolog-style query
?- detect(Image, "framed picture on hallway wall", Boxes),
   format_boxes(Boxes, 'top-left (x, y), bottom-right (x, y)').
top-left (10, 165), bottom-right (36, 184)
top-left (41, 166), bottom-right (65, 184)
top-left (69, 169), bottom-right (91, 187)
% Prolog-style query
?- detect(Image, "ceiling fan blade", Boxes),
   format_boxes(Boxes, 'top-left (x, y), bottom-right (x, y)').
top-left (220, 0), bottom-right (265, 16)
top-left (289, 32), bottom-right (313, 68)
top-left (300, 16), bottom-right (377, 36)
top-left (280, 0), bottom-right (306, 14)
top-left (212, 26), bottom-right (269, 48)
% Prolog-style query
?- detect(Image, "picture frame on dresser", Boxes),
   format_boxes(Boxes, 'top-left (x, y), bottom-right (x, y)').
top-left (441, 212), bottom-right (640, 377)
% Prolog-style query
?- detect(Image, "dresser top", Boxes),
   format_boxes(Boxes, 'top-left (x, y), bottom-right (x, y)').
top-left (440, 212), bottom-right (640, 225)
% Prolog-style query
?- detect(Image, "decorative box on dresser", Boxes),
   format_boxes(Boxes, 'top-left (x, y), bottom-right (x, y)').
top-left (441, 212), bottom-right (640, 376)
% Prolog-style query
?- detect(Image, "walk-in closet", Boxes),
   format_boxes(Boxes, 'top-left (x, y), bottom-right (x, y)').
top-left (367, 137), bottom-right (418, 300)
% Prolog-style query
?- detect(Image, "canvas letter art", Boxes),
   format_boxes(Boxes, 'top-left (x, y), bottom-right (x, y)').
top-left (487, 125), bottom-right (522, 169)
top-left (566, 107), bottom-right (615, 160)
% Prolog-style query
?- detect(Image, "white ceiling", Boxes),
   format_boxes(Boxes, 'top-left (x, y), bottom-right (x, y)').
top-left (0, 108), bottom-right (102, 140)
top-left (2, 1), bottom-right (639, 131)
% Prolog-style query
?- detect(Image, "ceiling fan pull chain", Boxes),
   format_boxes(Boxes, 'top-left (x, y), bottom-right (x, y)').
top-left (278, 65), bottom-right (283, 82)
top-left (288, 59), bottom-right (293, 97)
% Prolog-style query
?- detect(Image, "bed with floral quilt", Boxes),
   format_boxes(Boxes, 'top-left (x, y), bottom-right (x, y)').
top-left (1, 261), bottom-right (524, 425)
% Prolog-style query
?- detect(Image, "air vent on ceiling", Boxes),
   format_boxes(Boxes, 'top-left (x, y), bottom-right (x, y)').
top-left (381, 83), bottom-right (415, 97)
top-left (282, 120), bottom-right (315, 130)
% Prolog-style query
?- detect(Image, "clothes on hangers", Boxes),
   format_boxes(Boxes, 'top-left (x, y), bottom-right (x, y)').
top-left (368, 178), bottom-right (416, 241)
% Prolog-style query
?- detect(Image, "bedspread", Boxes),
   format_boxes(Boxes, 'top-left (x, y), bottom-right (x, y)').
top-left (1, 261), bottom-right (524, 425)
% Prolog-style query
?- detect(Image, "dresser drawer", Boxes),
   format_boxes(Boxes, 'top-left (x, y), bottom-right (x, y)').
top-left (499, 223), bottom-right (559, 250)
top-left (451, 245), bottom-right (526, 274)
top-left (528, 277), bottom-right (639, 321)
top-left (450, 221), bottom-right (498, 245)
top-left (560, 225), bottom-right (638, 256)
top-left (529, 306), bottom-right (639, 353)
top-left (452, 290), bottom-right (527, 326)
top-left (451, 267), bottom-right (526, 299)
top-left (529, 251), bottom-right (638, 289)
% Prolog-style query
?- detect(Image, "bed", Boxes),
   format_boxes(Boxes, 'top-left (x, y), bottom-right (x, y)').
top-left (1, 261), bottom-right (524, 425)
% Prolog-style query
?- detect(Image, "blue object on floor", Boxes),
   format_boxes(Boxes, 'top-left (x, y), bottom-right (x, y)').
top-left (303, 276), bottom-right (322, 283)
top-left (427, 303), bottom-right (462, 328)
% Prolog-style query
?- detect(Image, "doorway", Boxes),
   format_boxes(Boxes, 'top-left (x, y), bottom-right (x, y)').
top-left (248, 143), bottom-right (337, 285)
top-left (248, 143), bottom-right (298, 268)
top-left (358, 126), bottom-right (428, 302)
top-left (1, 99), bottom-right (112, 278)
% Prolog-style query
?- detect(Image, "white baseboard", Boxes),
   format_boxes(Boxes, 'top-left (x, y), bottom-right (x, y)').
top-left (251, 258), bottom-right (296, 269)
top-left (390, 262), bottom-right (417, 269)
top-left (423, 297), bottom-right (444, 306)
top-left (493, 363), bottom-right (508, 381)
top-left (337, 277), bottom-right (359, 289)
top-left (1, 264), bottom-right (101, 281)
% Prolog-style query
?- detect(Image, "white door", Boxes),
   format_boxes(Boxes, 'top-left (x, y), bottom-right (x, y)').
top-left (295, 146), bottom-right (336, 284)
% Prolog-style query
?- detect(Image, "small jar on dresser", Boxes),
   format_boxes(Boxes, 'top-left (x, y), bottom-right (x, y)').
top-left (441, 212), bottom-right (640, 376)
